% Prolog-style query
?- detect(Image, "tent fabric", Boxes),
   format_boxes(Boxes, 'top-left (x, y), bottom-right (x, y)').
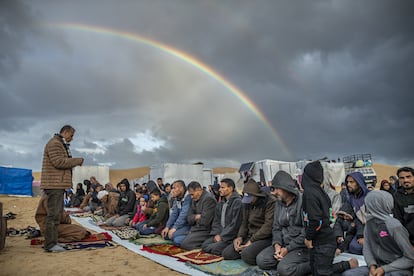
top-left (0, 166), bottom-right (33, 196)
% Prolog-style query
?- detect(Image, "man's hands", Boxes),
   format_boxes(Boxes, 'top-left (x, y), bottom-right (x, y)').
top-left (233, 238), bottom-right (251, 252)
top-left (304, 239), bottom-right (313, 249)
top-left (369, 265), bottom-right (384, 276)
top-left (161, 227), bottom-right (176, 239)
top-left (273, 244), bottom-right (288, 260)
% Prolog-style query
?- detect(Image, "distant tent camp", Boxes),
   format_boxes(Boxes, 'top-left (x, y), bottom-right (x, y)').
top-left (0, 166), bottom-right (33, 196)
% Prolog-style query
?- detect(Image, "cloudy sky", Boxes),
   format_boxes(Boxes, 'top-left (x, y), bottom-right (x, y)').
top-left (1, 0), bottom-right (413, 172)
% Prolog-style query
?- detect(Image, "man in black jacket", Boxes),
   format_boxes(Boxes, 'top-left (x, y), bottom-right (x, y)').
top-left (202, 178), bottom-right (242, 256)
top-left (393, 166), bottom-right (414, 246)
top-left (222, 179), bottom-right (275, 265)
top-left (302, 161), bottom-right (336, 275)
top-left (103, 178), bottom-right (136, 227)
top-left (180, 181), bottom-right (217, 250)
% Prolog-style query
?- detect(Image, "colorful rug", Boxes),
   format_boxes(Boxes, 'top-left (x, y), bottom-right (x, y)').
top-left (80, 232), bottom-right (112, 242)
top-left (174, 249), bottom-right (224, 265)
top-left (30, 232), bottom-right (112, 245)
top-left (131, 234), bottom-right (172, 246)
top-left (186, 259), bottom-right (250, 275)
top-left (61, 240), bottom-right (117, 250)
top-left (110, 227), bottom-right (138, 240)
top-left (141, 244), bottom-right (187, 257)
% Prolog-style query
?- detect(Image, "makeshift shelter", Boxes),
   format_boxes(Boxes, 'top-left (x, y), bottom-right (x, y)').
top-left (0, 166), bottom-right (33, 196)
top-left (72, 166), bottom-right (110, 190)
top-left (149, 163), bottom-right (205, 187)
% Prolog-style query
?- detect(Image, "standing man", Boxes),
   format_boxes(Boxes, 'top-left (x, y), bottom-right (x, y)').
top-left (202, 178), bottom-right (242, 256)
top-left (40, 125), bottom-right (84, 252)
top-left (393, 167), bottom-right (414, 246)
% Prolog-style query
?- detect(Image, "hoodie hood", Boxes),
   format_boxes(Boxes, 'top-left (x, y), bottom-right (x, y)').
top-left (271, 170), bottom-right (299, 196)
top-left (146, 180), bottom-right (160, 194)
top-left (301, 161), bottom-right (324, 190)
top-left (346, 171), bottom-right (368, 195)
top-left (346, 171), bottom-right (369, 224)
top-left (365, 190), bottom-right (394, 222)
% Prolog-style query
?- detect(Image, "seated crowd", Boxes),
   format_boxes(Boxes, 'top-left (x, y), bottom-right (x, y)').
top-left (44, 166), bottom-right (414, 275)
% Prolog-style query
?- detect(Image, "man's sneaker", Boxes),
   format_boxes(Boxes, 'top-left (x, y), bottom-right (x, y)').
top-left (45, 244), bottom-right (66, 253)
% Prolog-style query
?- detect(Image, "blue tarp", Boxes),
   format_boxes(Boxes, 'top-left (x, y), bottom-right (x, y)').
top-left (0, 166), bottom-right (33, 196)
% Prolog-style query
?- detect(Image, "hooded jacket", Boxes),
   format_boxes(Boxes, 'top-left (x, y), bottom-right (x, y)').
top-left (238, 180), bottom-right (276, 242)
top-left (210, 191), bottom-right (242, 242)
top-left (346, 172), bottom-right (369, 224)
top-left (346, 171), bottom-right (370, 239)
top-left (271, 171), bottom-right (306, 252)
top-left (117, 188), bottom-right (136, 216)
top-left (302, 161), bottom-right (335, 245)
top-left (364, 191), bottom-right (414, 274)
top-left (40, 134), bottom-right (83, 190)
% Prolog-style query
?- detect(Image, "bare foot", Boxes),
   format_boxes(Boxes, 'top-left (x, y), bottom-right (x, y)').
top-left (349, 258), bottom-right (358, 269)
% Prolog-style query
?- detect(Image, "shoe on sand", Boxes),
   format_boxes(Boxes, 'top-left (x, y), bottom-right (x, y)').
top-left (45, 244), bottom-right (66, 253)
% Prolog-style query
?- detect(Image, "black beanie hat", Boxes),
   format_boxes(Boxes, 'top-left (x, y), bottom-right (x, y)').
top-left (303, 161), bottom-right (324, 184)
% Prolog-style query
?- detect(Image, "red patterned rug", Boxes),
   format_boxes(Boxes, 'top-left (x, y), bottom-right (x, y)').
top-left (141, 244), bottom-right (187, 257)
top-left (173, 249), bottom-right (224, 265)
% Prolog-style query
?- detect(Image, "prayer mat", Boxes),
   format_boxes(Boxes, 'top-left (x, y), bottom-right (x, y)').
top-left (70, 212), bottom-right (93, 218)
top-left (186, 259), bottom-right (250, 275)
top-left (81, 232), bottom-right (112, 242)
top-left (61, 240), bottom-right (117, 251)
top-left (237, 267), bottom-right (278, 276)
top-left (131, 234), bottom-right (172, 246)
top-left (141, 244), bottom-right (187, 257)
top-left (65, 209), bottom-right (85, 215)
top-left (110, 226), bottom-right (138, 240)
top-left (30, 238), bottom-right (44, 245)
top-left (173, 249), bottom-right (224, 265)
top-left (29, 232), bottom-right (112, 246)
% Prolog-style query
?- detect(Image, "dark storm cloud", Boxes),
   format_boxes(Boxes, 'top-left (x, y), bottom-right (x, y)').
top-left (0, 0), bottom-right (412, 171)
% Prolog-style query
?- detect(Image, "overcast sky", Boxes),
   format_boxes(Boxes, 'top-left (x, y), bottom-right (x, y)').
top-left (1, 0), bottom-right (413, 172)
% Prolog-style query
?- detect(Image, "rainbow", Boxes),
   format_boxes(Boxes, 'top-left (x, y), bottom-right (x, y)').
top-left (46, 22), bottom-right (294, 160)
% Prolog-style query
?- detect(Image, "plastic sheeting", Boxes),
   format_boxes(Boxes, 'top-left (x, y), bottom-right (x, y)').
top-left (0, 166), bottom-right (33, 196)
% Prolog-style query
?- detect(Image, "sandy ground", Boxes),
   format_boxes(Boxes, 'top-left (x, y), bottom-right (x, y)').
top-left (0, 196), bottom-right (184, 276)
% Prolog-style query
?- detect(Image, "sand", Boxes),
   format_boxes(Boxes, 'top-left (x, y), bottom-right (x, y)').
top-left (0, 196), bottom-right (184, 276)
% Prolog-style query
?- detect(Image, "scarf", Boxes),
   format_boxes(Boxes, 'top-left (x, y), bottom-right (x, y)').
top-left (55, 133), bottom-right (72, 158)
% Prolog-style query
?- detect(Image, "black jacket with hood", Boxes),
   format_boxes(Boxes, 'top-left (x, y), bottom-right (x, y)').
top-left (302, 161), bottom-right (335, 246)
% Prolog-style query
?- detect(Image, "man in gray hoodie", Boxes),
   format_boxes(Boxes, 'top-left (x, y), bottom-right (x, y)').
top-left (343, 190), bottom-right (414, 276)
top-left (256, 170), bottom-right (311, 275)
